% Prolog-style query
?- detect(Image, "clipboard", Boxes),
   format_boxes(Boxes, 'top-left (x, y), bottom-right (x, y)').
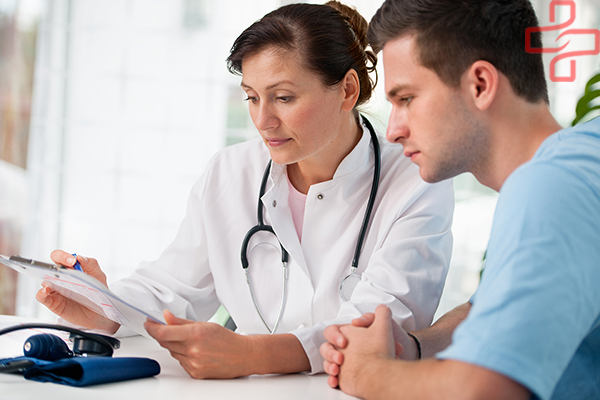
top-left (0, 255), bottom-right (165, 338)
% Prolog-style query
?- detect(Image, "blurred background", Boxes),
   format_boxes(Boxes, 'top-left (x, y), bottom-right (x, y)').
top-left (0, 0), bottom-right (598, 321)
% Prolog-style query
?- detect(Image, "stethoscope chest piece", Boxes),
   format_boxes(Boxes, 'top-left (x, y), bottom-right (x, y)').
top-left (339, 267), bottom-right (362, 302)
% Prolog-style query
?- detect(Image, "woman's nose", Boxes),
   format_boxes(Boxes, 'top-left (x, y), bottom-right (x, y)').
top-left (253, 103), bottom-right (279, 131)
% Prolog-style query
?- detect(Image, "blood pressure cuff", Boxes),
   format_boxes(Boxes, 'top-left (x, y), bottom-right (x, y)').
top-left (2, 356), bottom-right (160, 386)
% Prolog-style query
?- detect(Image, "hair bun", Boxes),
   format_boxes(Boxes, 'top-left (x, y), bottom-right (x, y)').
top-left (325, 0), bottom-right (369, 48)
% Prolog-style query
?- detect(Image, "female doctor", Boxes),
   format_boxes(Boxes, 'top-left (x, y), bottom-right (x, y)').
top-left (37, 1), bottom-right (454, 379)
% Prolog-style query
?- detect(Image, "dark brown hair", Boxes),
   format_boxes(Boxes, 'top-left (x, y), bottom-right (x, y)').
top-left (227, 1), bottom-right (377, 107)
top-left (368, 0), bottom-right (548, 104)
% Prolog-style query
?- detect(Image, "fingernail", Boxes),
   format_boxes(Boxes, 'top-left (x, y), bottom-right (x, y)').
top-left (81, 255), bottom-right (88, 262)
top-left (66, 256), bottom-right (75, 264)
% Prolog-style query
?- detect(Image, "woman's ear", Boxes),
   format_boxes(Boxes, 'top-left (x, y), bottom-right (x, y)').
top-left (463, 60), bottom-right (498, 111)
top-left (341, 69), bottom-right (360, 112)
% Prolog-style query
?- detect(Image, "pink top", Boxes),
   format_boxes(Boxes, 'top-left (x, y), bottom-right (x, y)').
top-left (287, 174), bottom-right (307, 242)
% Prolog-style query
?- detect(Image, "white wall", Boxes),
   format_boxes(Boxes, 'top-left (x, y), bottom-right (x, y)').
top-left (19, 0), bottom-right (274, 316)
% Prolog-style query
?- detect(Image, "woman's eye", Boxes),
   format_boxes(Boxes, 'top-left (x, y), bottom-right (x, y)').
top-left (244, 96), bottom-right (258, 103)
top-left (402, 97), bottom-right (413, 105)
top-left (277, 96), bottom-right (293, 103)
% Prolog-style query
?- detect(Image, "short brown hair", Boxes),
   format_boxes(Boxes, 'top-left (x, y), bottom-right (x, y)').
top-left (368, 0), bottom-right (548, 104)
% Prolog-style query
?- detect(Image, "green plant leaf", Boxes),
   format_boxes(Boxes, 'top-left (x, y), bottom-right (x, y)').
top-left (573, 72), bottom-right (600, 126)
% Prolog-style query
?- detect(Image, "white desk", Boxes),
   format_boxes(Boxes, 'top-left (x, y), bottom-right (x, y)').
top-left (0, 315), bottom-right (357, 399)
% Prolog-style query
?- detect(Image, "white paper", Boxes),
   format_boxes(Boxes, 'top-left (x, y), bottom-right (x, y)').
top-left (0, 255), bottom-right (165, 338)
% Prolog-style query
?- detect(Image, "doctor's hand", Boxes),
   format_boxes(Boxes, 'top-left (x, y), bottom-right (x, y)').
top-left (323, 305), bottom-right (397, 398)
top-left (35, 250), bottom-right (119, 333)
top-left (320, 306), bottom-right (416, 388)
top-left (144, 310), bottom-right (253, 379)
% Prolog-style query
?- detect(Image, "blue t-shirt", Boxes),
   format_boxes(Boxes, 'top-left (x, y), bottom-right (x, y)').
top-left (438, 117), bottom-right (600, 400)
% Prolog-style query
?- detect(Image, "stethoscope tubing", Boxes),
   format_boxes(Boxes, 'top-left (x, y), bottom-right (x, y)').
top-left (351, 117), bottom-right (381, 271)
top-left (241, 115), bottom-right (381, 333)
top-left (241, 162), bottom-right (289, 270)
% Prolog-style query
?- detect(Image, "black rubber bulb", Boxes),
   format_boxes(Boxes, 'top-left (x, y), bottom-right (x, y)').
top-left (23, 334), bottom-right (73, 361)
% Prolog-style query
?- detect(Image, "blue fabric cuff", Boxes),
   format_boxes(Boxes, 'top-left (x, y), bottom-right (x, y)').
top-left (2, 356), bottom-right (160, 386)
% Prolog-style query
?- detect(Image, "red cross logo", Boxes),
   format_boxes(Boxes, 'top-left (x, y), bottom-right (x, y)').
top-left (526, 0), bottom-right (600, 82)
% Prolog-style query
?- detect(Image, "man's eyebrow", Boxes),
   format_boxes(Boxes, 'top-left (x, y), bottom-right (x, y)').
top-left (387, 84), bottom-right (410, 99)
top-left (240, 80), bottom-right (295, 90)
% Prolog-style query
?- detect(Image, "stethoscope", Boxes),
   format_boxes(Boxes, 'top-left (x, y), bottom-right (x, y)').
top-left (240, 116), bottom-right (381, 334)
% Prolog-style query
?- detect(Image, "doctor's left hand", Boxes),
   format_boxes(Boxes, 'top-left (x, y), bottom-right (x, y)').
top-left (144, 310), bottom-right (252, 379)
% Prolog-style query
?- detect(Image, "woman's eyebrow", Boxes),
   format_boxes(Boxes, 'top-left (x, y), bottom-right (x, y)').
top-left (241, 80), bottom-right (296, 90)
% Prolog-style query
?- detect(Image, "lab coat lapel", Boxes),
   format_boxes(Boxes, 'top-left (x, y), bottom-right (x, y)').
top-left (261, 163), bottom-right (311, 280)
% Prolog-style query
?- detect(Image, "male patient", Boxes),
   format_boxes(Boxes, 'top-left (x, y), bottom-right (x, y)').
top-left (319, 0), bottom-right (600, 399)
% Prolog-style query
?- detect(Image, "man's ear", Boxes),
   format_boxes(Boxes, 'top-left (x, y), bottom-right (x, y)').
top-left (463, 60), bottom-right (498, 111)
top-left (341, 69), bottom-right (360, 112)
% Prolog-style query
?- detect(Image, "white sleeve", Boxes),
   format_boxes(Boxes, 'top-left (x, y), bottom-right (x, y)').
top-left (292, 178), bottom-right (454, 373)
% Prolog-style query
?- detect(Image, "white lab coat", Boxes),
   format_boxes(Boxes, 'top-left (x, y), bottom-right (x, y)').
top-left (110, 118), bottom-right (454, 372)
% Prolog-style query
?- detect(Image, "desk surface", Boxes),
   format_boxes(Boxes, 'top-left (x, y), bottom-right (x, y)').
top-left (0, 315), bottom-right (357, 399)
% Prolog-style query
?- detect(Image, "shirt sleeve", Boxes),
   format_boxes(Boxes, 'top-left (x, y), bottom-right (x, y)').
top-left (438, 163), bottom-right (600, 400)
top-left (293, 178), bottom-right (454, 373)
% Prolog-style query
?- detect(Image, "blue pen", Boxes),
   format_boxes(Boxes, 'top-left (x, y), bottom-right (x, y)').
top-left (71, 253), bottom-right (83, 271)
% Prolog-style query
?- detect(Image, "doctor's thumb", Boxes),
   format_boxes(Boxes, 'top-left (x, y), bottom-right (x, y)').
top-left (163, 310), bottom-right (191, 326)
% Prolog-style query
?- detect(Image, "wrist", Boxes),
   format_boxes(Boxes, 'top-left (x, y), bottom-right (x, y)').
top-left (354, 355), bottom-right (393, 399)
top-left (247, 334), bottom-right (310, 375)
top-left (246, 334), bottom-right (282, 375)
top-left (407, 332), bottom-right (422, 360)
top-left (97, 318), bottom-right (120, 334)
top-left (242, 334), bottom-right (262, 375)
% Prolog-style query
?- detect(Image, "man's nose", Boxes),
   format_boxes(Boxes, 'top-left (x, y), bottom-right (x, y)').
top-left (386, 107), bottom-right (409, 144)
